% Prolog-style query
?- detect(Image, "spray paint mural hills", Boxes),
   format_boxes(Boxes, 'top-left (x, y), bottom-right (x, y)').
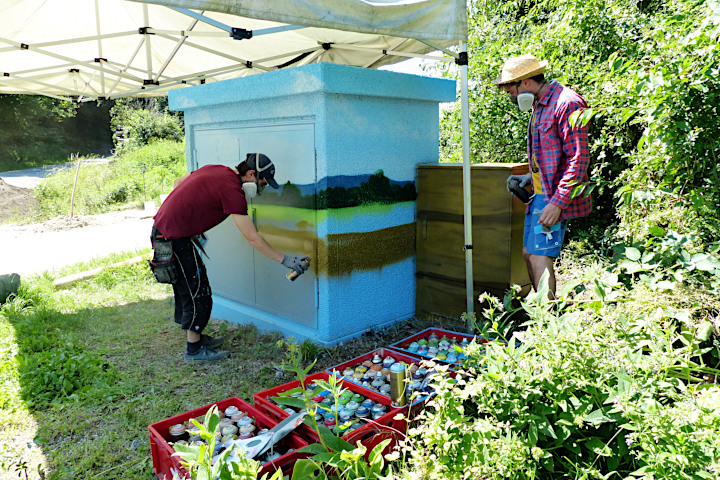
top-left (254, 170), bottom-right (416, 210)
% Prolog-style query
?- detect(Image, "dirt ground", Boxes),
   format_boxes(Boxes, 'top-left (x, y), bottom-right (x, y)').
top-left (0, 178), bottom-right (40, 223)
top-left (0, 204), bottom-right (154, 277)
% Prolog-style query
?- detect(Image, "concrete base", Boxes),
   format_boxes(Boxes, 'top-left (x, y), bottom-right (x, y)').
top-left (211, 295), bottom-right (414, 347)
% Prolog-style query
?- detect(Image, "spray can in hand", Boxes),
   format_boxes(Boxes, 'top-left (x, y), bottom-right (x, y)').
top-left (286, 257), bottom-right (311, 281)
top-left (389, 362), bottom-right (407, 407)
top-left (508, 178), bottom-right (532, 204)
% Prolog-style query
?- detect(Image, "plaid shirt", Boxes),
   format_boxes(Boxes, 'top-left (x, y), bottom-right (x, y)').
top-left (528, 80), bottom-right (592, 220)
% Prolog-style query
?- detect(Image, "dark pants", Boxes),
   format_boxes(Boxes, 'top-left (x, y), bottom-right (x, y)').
top-left (151, 226), bottom-right (212, 333)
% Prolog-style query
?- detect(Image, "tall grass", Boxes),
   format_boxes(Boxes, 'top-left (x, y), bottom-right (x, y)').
top-left (34, 139), bottom-right (186, 218)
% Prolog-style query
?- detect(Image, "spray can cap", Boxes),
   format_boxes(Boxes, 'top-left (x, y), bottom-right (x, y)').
top-left (390, 363), bottom-right (405, 372)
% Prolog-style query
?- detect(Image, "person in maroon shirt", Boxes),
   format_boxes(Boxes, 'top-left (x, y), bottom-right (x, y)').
top-left (150, 153), bottom-right (310, 361)
top-left (495, 54), bottom-right (591, 297)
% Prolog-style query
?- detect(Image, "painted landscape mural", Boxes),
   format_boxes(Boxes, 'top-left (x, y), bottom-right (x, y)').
top-left (252, 170), bottom-right (416, 277)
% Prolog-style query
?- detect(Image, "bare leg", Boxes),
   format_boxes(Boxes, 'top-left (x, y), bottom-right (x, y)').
top-left (526, 252), bottom-right (557, 298)
top-left (522, 247), bottom-right (535, 287)
top-left (187, 330), bottom-right (201, 342)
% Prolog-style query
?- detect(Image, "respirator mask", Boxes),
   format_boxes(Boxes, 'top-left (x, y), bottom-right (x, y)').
top-left (242, 181), bottom-right (258, 198)
top-left (514, 92), bottom-right (535, 112)
top-left (242, 153), bottom-right (269, 198)
top-left (510, 92), bottom-right (535, 112)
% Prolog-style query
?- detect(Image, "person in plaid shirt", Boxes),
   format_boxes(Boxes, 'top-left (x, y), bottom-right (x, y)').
top-left (494, 54), bottom-right (592, 296)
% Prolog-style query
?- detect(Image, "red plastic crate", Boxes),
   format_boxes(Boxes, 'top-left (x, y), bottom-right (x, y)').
top-left (388, 327), bottom-right (488, 367)
top-left (148, 397), bottom-right (308, 480)
top-left (253, 372), bottom-right (407, 459)
top-left (325, 347), bottom-right (456, 410)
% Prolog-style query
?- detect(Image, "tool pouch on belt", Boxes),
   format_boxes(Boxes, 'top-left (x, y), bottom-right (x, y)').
top-left (149, 235), bottom-right (177, 284)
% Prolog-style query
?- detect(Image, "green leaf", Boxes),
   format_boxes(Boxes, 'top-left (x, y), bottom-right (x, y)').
top-left (368, 438), bottom-right (392, 472)
top-left (271, 396), bottom-right (306, 409)
top-left (310, 452), bottom-right (342, 466)
top-left (654, 280), bottom-right (675, 291)
top-left (298, 443), bottom-right (330, 455)
top-left (569, 109), bottom-right (582, 128)
top-left (696, 322), bottom-right (714, 342)
top-left (540, 454), bottom-right (555, 472)
top-left (318, 425), bottom-right (353, 452)
top-left (580, 108), bottom-right (594, 127)
top-left (291, 459), bottom-right (326, 479)
top-left (528, 421), bottom-right (538, 446)
top-left (584, 408), bottom-right (612, 425)
top-left (592, 279), bottom-right (606, 301)
top-left (537, 415), bottom-right (557, 440)
top-left (585, 437), bottom-right (611, 456)
top-left (691, 253), bottom-right (719, 271)
top-left (625, 247), bottom-right (641, 261)
top-left (559, 279), bottom-right (583, 299)
top-left (648, 225), bottom-right (665, 237)
top-left (618, 260), bottom-right (644, 274)
top-left (620, 107), bottom-right (637, 124)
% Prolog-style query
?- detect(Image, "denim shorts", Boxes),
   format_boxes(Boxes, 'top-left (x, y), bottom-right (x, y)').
top-left (523, 194), bottom-right (568, 258)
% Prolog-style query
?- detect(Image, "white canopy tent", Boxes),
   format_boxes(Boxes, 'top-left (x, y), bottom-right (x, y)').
top-left (0, 0), bottom-right (477, 319)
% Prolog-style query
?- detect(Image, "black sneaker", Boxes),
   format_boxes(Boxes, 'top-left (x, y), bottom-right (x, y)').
top-left (200, 334), bottom-right (225, 349)
top-left (184, 345), bottom-right (228, 362)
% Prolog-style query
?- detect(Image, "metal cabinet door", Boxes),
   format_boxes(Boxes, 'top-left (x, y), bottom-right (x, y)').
top-left (247, 123), bottom-right (318, 328)
top-left (192, 130), bottom-right (255, 305)
top-left (192, 123), bottom-right (318, 328)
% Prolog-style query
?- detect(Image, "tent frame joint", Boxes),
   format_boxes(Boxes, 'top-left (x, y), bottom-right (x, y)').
top-left (143, 78), bottom-right (159, 86)
top-left (138, 27), bottom-right (154, 35)
top-left (463, 244), bottom-right (473, 250)
top-left (231, 27), bottom-right (252, 40)
top-left (456, 51), bottom-right (468, 66)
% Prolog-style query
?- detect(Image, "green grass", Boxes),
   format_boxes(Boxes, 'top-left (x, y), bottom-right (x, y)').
top-left (0, 251), bottom-right (439, 479)
top-left (0, 255), bottom-right (286, 478)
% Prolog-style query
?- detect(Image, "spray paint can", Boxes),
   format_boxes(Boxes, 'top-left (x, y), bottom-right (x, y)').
top-left (389, 363), bottom-right (407, 407)
top-left (508, 178), bottom-right (532, 204)
top-left (286, 258), bottom-right (311, 281)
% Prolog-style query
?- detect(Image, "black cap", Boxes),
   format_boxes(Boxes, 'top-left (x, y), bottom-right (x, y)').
top-left (246, 153), bottom-right (278, 189)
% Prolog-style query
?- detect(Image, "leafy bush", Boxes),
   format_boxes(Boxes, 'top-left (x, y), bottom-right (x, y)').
top-left (110, 98), bottom-right (184, 154)
top-left (16, 343), bottom-right (114, 407)
top-left (2, 284), bottom-right (117, 408)
top-left (439, 0), bottom-right (720, 247)
top-left (398, 274), bottom-right (720, 480)
top-left (35, 139), bottom-right (186, 216)
top-left (612, 228), bottom-right (720, 293)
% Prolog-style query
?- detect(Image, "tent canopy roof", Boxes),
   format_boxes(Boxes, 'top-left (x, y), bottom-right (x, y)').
top-left (0, 0), bottom-right (466, 101)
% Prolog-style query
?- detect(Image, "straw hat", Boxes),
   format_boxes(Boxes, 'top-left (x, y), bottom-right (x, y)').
top-left (493, 54), bottom-right (548, 85)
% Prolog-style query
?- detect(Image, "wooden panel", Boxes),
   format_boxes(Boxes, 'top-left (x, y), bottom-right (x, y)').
top-left (416, 163), bottom-right (531, 318)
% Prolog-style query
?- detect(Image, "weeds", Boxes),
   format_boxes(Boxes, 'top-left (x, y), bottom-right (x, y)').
top-left (34, 139), bottom-right (185, 218)
top-left (398, 267), bottom-right (720, 480)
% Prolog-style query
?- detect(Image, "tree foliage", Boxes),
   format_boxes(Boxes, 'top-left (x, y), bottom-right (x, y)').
top-left (439, 0), bottom-right (720, 246)
top-left (0, 95), bottom-right (112, 170)
top-left (110, 97), bottom-right (184, 153)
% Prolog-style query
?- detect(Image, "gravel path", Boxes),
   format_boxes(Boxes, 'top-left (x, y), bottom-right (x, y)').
top-left (0, 209), bottom-right (155, 277)
top-left (0, 160), bottom-right (156, 277)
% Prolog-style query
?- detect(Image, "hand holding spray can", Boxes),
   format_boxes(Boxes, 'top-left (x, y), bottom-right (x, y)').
top-left (286, 257), bottom-right (311, 281)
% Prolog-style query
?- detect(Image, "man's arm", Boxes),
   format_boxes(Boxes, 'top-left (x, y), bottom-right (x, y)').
top-left (552, 101), bottom-right (590, 209)
top-left (231, 214), bottom-right (284, 263)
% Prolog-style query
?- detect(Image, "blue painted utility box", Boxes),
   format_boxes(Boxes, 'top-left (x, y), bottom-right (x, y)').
top-left (169, 62), bottom-right (455, 346)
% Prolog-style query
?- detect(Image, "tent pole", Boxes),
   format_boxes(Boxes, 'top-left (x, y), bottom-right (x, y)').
top-left (460, 42), bottom-right (474, 330)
